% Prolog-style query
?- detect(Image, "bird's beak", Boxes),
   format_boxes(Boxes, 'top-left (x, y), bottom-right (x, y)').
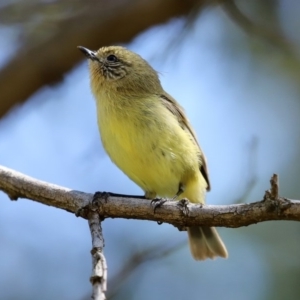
top-left (77, 46), bottom-right (99, 62)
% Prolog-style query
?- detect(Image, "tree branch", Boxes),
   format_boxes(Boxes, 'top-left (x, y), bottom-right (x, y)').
top-left (221, 0), bottom-right (295, 52)
top-left (0, 0), bottom-right (200, 119)
top-left (107, 239), bottom-right (185, 299)
top-left (88, 212), bottom-right (107, 300)
top-left (0, 165), bottom-right (300, 228)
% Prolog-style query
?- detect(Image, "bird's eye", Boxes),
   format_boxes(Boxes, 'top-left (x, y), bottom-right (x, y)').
top-left (107, 54), bottom-right (118, 62)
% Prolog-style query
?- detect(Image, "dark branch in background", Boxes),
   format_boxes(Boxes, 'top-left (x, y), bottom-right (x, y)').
top-left (234, 137), bottom-right (258, 204)
top-left (80, 239), bottom-right (185, 300)
top-left (220, 0), bottom-right (295, 53)
top-left (0, 165), bottom-right (300, 228)
top-left (1, 0), bottom-right (299, 120)
top-left (0, 0), bottom-right (201, 119)
top-left (107, 240), bottom-right (185, 300)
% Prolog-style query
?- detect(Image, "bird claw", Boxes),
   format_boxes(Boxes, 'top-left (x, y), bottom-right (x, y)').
top-left (177, 198), bottom-right (190, 216)
top-left (151, 197), bottom-right (168, 213)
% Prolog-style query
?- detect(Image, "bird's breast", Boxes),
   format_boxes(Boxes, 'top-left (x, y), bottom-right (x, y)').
top-left (95, 95), bottom-right (200, 197)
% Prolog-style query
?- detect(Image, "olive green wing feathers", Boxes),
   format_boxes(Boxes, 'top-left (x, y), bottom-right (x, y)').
top-left (160, 93), bottom-right (211, 191)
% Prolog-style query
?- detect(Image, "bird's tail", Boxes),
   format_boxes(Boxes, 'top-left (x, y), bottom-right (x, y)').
top-left (187, 226), bottom-right (228, 260)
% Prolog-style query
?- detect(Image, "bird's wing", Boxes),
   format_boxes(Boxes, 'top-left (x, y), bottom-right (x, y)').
top-left (160, 93), bottom-right (211, 191)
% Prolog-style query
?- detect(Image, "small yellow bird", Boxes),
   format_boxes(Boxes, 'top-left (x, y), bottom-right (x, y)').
top-left (78, 45), bottom-right (228, 260)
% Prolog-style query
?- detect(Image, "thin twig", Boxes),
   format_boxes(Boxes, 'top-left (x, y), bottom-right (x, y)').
top-left (88, 212), bottom-right (107, 300)
top-left (108, 239), bottom-right (186, 299)
top-left (270, 174), bottom-right (279, 199)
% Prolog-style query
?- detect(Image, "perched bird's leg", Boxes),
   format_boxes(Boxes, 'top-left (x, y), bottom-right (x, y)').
top-left (151, 198), bottom-right (168, 213)
top-left (147, 191), bottom-right (167, 213)
top-left (177, 199), bottom-right (190, 216)
top-left (172, 183), bottom-right (185, 200)
top-left (151, 183), bottom-right (186, 213)
top-left (173, 183), bottom-right (190, 216)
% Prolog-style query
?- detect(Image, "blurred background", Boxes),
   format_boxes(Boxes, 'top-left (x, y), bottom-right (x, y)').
top-left (1, 0), bottom-right (300, 299)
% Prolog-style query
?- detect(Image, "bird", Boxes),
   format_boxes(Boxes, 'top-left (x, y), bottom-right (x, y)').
top-left (78, 45), bottom-right (228, 260)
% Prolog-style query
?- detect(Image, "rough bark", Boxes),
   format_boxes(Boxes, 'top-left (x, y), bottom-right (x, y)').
top-left (1, 165), bottom-right (299, 228)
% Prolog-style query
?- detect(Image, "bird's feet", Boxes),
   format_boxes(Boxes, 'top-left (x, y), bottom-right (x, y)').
top-left (177, 198), bottom-right (190, 216)
top-left (151, 197), bottom-right (190, 216)
top-left (151, 197), bottom-right (168, 213)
